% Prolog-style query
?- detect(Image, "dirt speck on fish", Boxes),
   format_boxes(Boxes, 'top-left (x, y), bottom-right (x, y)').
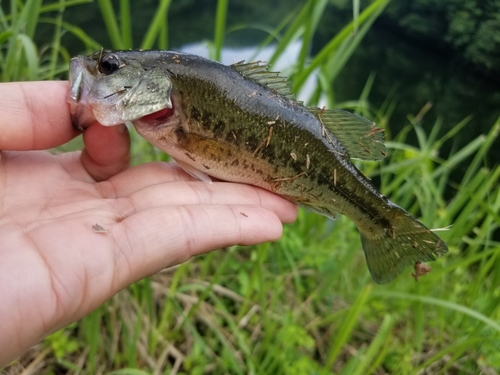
top-left (67, 50), bottom-right (449, 284)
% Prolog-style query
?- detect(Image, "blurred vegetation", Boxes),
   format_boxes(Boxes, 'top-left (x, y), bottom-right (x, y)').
top-left (21, 0), bottom-right (500, 77)
top-left (5, 0), bottom-right (500, 75)
top-left (386, 0), bottom-right (500, 74)
top-left (1, 0), bottom-right (500, 374)
top-left (327, 0), bottom-right (500, 76)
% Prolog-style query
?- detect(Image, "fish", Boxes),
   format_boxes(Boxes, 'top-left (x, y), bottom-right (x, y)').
top-left (67, 50), bottom-right (448, 284)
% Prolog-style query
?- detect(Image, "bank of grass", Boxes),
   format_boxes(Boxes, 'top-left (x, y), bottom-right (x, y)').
top-left (2, 0), bottom-right (500, 374)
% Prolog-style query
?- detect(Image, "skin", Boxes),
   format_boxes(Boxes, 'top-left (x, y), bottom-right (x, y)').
top-left (0, 81), bottom-right (297, 366)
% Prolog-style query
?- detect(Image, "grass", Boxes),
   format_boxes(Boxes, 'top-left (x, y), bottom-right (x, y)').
top-left (2, 0), bottom-right (500, 374)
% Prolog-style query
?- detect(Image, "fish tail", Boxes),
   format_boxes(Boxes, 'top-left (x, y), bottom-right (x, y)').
top-left (359, 206), bottom-right (448, 284)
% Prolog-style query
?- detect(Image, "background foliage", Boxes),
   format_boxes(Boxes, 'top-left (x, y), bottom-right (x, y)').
top-left (384, 0), bottom-right (500, 74)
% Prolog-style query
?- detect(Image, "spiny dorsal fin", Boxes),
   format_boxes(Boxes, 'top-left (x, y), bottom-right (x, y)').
top-left (307, 107), bottom-right (387, 160)
top-left (231, 60), bottom-right (296, 101)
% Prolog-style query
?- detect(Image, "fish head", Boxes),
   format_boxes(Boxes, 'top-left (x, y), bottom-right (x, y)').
top-left (67, 50), bottom-right (173, 128)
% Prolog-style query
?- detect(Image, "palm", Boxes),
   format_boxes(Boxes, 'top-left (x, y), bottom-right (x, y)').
top-left (0, 150), bottom-right (296, 363)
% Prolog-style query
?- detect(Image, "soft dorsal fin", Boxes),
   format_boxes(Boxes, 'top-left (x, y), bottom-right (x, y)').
top-left (307, 107), bottom-right (387, 160)
top-left (231, 60), bottom-right (296, 100)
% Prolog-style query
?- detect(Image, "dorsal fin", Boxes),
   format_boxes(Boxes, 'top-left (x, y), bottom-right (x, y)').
top-left (307, 107), bottom-right (387, 160)
top-left (231, 60), bottom-right (296, 101)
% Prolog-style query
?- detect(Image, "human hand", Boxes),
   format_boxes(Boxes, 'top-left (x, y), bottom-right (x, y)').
top-left (0, 82), bottom-right (298, 366)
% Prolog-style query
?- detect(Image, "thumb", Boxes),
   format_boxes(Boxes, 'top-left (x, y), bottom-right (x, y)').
top-left (81, 122), bottom-right (131, 181)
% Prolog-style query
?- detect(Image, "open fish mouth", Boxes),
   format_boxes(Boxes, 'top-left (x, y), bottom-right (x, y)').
top-left (67, 53), bottom-right (174, 129)
top-left (136, 104), bottom-right (175, 126)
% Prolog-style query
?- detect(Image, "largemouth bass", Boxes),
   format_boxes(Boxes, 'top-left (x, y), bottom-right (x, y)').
top-left (67, 50), bottom-right (448, 284)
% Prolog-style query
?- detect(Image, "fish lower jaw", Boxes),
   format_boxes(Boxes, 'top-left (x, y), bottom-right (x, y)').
top-left (81, 103), bottom-right (129, 127)
top-left (69, 103), bottom-right (98, 130)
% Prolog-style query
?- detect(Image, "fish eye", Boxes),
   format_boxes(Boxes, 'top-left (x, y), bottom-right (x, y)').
top-left (98, 54), bottom-right (121, 75)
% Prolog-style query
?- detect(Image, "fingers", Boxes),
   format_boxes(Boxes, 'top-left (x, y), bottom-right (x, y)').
top-left (122, 180), bottom-right (298, 224)
top-left (97, 169), bottom-right (297, 289)
top-left (80, 122), bottom-right (131, 181)
top-left (102, 161), bottom-right (196, 195)
top-left (112, 204), bottom-right (286, 283)
top-left (97, 162), bottom-right (297, 223)
top-left (0, 81), bottom-right (132, 181)
top-left (0, 81), bottom-right (78, 150)
top-left (94, 162), bottom-right (297, 223)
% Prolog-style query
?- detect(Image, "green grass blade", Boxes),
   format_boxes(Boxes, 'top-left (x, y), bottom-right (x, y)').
top-left (323, 284), bottom-right (372, 372)
top-left (296, 0), bottom-right (329, 71)
top-left (375, 291), bottom-right (500, 333)
top-left (18, 34), bottom-right (39, 80)
top-left (39, 0), bottom-right (93, 13)
top-left (350, 314), bottom-right (395, 375)
top-left (81, 308), bottom-right (103, 373)
top-left (293, 0), bottom-right (390, 92)
top-left (245, 9), bottom-right (299, 62)
top-left (46, 0), bottom-right (64, 80)
top-left (158, 13), bottom-right (168, 50)
top-left (0, 30), bottom-right (13, 45)
top-left (40, 18), bottom-right (101, 50)
top-left (353, 0), bottom-right (360, 32)
top-left (462, 117), bottom-right (499, 186)
top-left (120, 0), bottom-right (133, 48)
top-left (434, 116), bottom-right (472, 150)
top-left (140, 0), bottom-right (171, 50)
top-left (322, 1), bottom-right (380, 93)
top-left (356, 72), bottom-right (376, 116)
top-left (212, 0), bottom-right (228, 61)
top-left (432, 135), bottom-right (484, 180)
top-left (97, 0), bottom-right (123, 48)
top-left (107, 369), bottom-right (152, 375)
top-left (24, 0), bottom-right (42, 38)
top-left (268, 2), bottom-right (311, 67)
top-left (413, 336), bottom-right (487, 373)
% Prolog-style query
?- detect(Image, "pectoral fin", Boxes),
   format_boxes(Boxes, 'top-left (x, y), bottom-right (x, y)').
top-left (175, 159), bottom-right (213, 184)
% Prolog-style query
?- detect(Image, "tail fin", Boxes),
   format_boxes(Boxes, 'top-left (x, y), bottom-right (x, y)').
top-left (359, 207), bottom-right (448, 284)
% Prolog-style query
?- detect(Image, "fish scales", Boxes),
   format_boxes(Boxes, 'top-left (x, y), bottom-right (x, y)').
top-left (158, 53), bottom-right (384, 216)
top-left (67, 50), bottom-right (448, 283)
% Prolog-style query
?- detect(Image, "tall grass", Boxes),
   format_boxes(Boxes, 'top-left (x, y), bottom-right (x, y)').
top-left (96, 0), bottom-right (171, 50)
top-left (2, 0), bottom-right (500, 374)
top-left (0, 0), bottom-right (96, 81)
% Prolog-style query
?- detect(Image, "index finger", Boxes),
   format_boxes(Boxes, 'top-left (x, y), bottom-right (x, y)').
top-left (0, 81), bottom-right (79, 150)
